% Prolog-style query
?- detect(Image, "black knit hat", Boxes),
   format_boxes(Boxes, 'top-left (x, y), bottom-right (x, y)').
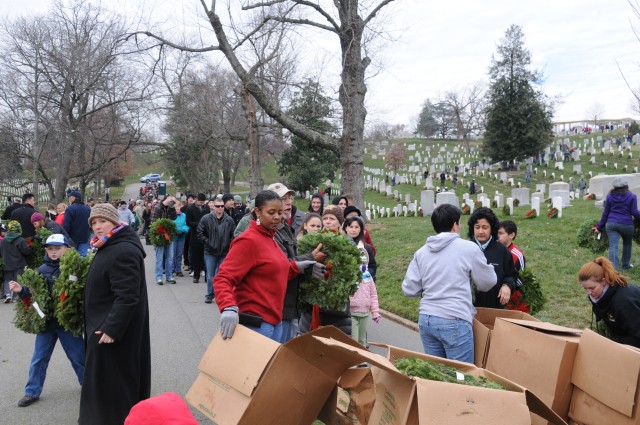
top-left (343, 206), bottom-right (361, 218)
top-left (222, 194), bottom-right (234, 203)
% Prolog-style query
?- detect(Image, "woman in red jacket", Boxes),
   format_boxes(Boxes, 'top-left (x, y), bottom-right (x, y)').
top-left (214, 190), bottom-right (325, 341)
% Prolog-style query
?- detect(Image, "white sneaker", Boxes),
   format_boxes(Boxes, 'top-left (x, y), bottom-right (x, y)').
top-left (4, 296), bottom-right (11, 304)
top-left (189, 271), bottom-right (194, 277)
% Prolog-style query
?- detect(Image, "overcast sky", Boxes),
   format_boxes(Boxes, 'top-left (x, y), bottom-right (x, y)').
top-left (3, 0), bottom-right (640, 129)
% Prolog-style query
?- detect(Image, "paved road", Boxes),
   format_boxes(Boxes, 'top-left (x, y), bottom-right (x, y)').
top-left (0, 184), bottom-right (422, 424)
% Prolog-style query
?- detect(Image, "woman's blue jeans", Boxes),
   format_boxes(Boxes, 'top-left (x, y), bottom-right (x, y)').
top-left (418, 314), bottom-right (474, 364)
top-left (243, 321), bottom-right (283, 342)
top-left (172, 237), bottom-right (186, 274)
top-left (606, 222), bottom-right (635, 269)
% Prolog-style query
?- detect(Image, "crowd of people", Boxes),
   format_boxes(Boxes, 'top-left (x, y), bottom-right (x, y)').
top-left (3, 174), bottom-right (640, 423)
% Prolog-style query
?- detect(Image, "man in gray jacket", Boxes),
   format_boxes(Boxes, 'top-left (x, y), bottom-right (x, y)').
top-left (402, 204), bottom-right (496, 364)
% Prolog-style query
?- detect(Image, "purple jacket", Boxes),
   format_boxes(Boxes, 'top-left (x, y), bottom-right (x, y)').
top-left (597, 191), bottom-right (640, 231)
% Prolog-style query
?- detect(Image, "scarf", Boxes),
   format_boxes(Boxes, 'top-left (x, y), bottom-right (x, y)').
top-left (90, 224), bottom-right (126, 249)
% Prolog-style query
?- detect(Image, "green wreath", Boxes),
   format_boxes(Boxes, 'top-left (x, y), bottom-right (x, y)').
top-left (13, 268), bottom-right (52, 334)
top-left (149, 218), bottom-right (177, 247)
top-left (26, 227), bottom-right (53, 269)
top-left (577, 220), bottom-right (608, 254)
top-left (633, 218), bottom-right (640, 245)
top-left (298, 229), bottom-right (362, 310)
top-left (506, 268), bottom-right (547, 315)
top-left (53, 250), bottom-right (94, 337)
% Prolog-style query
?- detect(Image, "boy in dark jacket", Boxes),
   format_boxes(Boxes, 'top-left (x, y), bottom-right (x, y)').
top-left (9, 234), bottom-right (84, 407)
top-left (1, 220), bottom-right (32, 303)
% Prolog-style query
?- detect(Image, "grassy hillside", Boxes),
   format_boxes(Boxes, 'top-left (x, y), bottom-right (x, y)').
top-left (362, 131), bottom-right (639, 329)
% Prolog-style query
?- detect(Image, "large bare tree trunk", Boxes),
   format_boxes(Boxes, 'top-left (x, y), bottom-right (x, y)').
top-left (336, 5), bottom-right (369, 209)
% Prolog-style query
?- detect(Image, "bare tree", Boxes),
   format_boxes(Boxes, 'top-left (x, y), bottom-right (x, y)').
top-left (0, 0), bottom-right (153, 202)
top-left (586, 102), bottom-right (606, 130)
top-left (163, 66), bottom-right (248, 194)
top-left (137, 0), bottom-right (397, 208)
top-left (384, 142), bottom-right (406, 174)
top-left (443, 83), bottom-right (486, 153)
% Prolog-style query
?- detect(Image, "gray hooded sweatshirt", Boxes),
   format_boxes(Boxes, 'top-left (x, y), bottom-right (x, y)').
top-left (402, 232), bottom-right (496, 324)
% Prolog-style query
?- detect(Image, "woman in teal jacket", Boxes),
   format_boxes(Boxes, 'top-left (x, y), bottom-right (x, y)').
top-left (172, 200), bottom-right (190, 278)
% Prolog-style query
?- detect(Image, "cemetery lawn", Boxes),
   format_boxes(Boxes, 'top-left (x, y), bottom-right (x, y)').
top-left (367, 199), bottom-right (636, 329)
top-left (364, 132), bottom-right (640, 330)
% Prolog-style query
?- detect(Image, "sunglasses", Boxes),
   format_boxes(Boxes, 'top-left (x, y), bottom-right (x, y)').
top-left (213, 205), bottom-right (225, 208)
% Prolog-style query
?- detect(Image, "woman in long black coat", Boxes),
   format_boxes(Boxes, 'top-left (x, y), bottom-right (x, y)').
top-left (79, 203), bottom-right (150, 425)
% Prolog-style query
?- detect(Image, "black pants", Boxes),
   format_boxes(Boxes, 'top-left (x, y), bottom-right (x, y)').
top-left (183, 232), bottom-right (191, 267)
top-left (189, 241), bottom-right (205, 278)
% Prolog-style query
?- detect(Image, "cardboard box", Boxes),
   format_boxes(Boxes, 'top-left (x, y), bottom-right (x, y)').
top-left (485, 318), bottom-right (581, 424)
top-left (473, 307), bottom-right (539, 368)
top-left (569, 329), bottom-right (640, 425)
top-left (372, 343), bottom-right (568, 425)
top-left (334, 368), bottom-right (376, 425)
top-left (186, 326), bottom-right (414, 425)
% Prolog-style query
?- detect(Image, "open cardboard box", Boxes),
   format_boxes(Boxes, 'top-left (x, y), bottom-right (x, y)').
top-left (186, 326), bottom-right (414, 425)
top-left (370, 342), bottom-right (567, 425)
top-left (485, 318), bottom-right (582, 425)
top-left (473, 307), bottom-right (539, 368)
top-left (569, 329), bottom-right (640, 425)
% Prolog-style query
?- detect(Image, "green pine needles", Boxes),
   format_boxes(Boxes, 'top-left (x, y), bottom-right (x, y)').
top-left (298, 229), bottom-right (361, 310)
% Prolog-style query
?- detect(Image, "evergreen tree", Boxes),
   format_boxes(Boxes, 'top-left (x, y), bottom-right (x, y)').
top-left (484, 25), bottom-right (553, 162)
top-left (278, 80), bottom-right (338, 192)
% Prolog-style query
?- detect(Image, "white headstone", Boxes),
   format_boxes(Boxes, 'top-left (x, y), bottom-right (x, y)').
top-left (506, 197), bottom-right (514, 215)
top-left (532, 197), bottom-right (541, 216)
top-left (494, 193), bottom-right (504, 208)
top-left (435, 192), bottom-right (459, 208)
top-left (421, 190), bottom-right (435, 215)
top-left (552, 196), bottom-right (563, 218)
top-left (535, 184), bottom-right (546, 194)
top-left (550, 189), bottom-right (571, 207)
top-left (511, 188), bottom-right (530, 206)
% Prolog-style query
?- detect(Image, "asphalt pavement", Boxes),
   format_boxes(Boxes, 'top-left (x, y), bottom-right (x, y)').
top-left (0, 185), bottom-right (423, 424)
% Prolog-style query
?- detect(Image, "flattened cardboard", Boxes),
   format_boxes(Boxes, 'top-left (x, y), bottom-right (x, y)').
top-left (486, 318), bottom-right (581, 423)
top-left (569, 329), bottom-right (640, 423)
top-left (373, 343), bottom-right (567, 425)
top-left (473, 307), bottom-right (539, 368)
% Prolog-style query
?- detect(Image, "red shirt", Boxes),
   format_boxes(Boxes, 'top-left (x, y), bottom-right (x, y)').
top-left (508, 243), bottom-right (525, 271)
top-left (214, 220), bottom-right (300, 325)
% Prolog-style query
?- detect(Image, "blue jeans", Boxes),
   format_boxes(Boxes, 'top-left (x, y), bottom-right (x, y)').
top-left (243, 321), bottom-right (283, 342)
top-left (279, 319), bottom-right (299, 344)
top-left (155, 243), bottom-right (175, 281)
top-left (25, 324), bottom-right (85, 398)
top-left (606, 222), bottom-right (635, 269)
top-left (76, 242), bottom-right (89, 257)
top-left (204, 253), bottom-right (226, 298)
top-left (418, 314), bottom-right (474, 364)
top-left (172, 237), bottom-right (186, 274)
